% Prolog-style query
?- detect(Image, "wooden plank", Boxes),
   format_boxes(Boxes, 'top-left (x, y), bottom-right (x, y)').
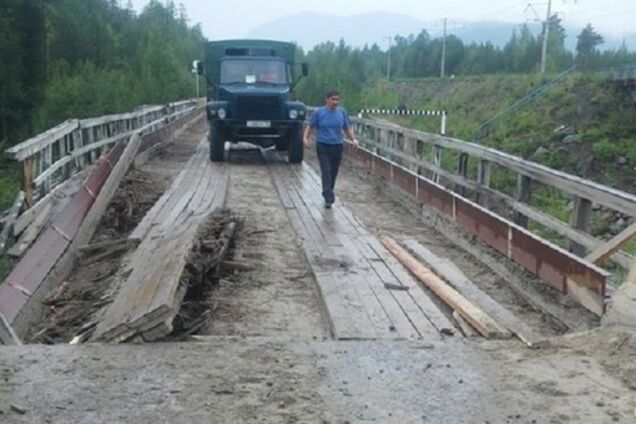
top-left (0, 312), bottom-right (21, 345)
top-left (365, 237), bottom-right (455, 335)
top-left (403, 239), bottom-right (544, 347)
top-left (453, 311), bottom-right (479, 337)
top-left (271, 164), bottom-right (379, 339)
top-left (350, 237), bottom-right (433, 339)
top-left (381, 236), bottom-right (512, 339)
top-left (7, 202), bottom-right (52, 258)
top-left (586, 222), bottom-right (636, 265)
top-left (336, 236), bottom-right (410, 339)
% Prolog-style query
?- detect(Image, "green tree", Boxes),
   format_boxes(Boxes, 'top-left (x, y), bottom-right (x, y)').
top-left (576, 23), bottom-right (604, 68)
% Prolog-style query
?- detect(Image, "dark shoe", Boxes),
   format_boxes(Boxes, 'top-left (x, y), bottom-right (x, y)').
top-left (325, 202), bottom-right (333, 209)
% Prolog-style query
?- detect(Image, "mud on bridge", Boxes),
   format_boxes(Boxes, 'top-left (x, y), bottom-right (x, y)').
top-left (0, 101), bottom-right (635, 422)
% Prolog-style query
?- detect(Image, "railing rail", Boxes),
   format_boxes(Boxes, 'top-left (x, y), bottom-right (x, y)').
top-left (352, 116), bottom-right (635, 269)
top-left (4, 99), bottom-right (199, 211)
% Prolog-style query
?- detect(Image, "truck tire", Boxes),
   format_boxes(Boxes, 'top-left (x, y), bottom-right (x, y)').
top-left (209, 123), bottom-right (224, 162)
top-left (287, 127), bottom-right (303, 163)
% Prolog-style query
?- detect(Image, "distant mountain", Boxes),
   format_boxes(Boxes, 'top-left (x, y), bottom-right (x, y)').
top-left (247, 11), bottom-right (636, 52)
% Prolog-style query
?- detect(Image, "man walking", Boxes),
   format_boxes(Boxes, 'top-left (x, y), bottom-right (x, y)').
top-left (303, 90), bottom-right (358, 209)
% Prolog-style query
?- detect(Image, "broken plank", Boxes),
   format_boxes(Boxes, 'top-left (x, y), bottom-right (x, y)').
top-left (381, 236), bottom-right (512, 340)
top-left (402, 238), bottom-right (544, 348)
top-left (586, 222), bottom-right (636, 266)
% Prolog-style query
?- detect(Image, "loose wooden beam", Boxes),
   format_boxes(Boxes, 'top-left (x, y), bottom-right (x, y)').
top-left (381, 236), bottom-right (512, 339)
top-left (402, 239), bottom-right (545, 348)
top-left (586, 222), bottom-right (636, 266)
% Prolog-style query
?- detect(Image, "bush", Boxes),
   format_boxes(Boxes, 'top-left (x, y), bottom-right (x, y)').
top-left (592, 139), bottom-right (618, 161)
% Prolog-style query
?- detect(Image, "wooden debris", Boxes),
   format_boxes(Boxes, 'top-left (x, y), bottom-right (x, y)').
top-left (0, 312), bottom-right (22, 345)
top-left (453, 311), bottom-right (479, 337)
top-left (402, 239), bottom-right (545, 348)
top-left (381, 236), bottom-right (512, 339)
top-left (41, 281), bottom-right (70, 306)
top-left (384, 282), bottom-right (410, 291)
top-left (91, 142), bottom-right (229, 343)
top-left (79, 240), bottom-right (137, 267)
top-left (10, 403), bottom-right (27, 415)
top-left (221, 260), bottom-right (256, 272)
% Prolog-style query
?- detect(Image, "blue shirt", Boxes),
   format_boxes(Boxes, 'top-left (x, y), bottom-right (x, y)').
top-left (309, 106), bottom-right (351, 145)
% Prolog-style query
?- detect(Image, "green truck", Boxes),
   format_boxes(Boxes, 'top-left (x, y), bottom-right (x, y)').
top-left (197, 39), bottom-right (309, 163)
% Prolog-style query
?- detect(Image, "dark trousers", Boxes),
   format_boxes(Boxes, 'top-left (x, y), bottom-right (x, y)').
top-left (316, 142), bottom-right (343, 204)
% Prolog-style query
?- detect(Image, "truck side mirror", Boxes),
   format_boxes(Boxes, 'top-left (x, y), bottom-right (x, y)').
top-left (302, 63), bottom-right (309, 77)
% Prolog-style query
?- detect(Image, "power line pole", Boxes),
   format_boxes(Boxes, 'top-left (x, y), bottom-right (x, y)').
top-left (441, 18), bottom-right (447, 78)
top-left (386, 36), bottom-right (392, 81)
top-left (540, 0), bottom-right (552, 74)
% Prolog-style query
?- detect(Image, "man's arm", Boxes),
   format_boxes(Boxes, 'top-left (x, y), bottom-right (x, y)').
top-left (303, 125), bottom-right (314, 148)
top-left (344, 127), bottom-right (358, 148)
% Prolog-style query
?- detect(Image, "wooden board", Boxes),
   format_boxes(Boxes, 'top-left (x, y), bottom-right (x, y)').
top-left (92, 140), bottom-right (230, 342)
top-left (381, 236), bottom-right (512, 339)
top-left (403, 238), bottom-right (544, 347)
top-left (267, 155), bottom-right (449, 340)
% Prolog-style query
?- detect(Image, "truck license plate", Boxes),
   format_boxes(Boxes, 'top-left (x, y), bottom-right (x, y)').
top-left (246, 120), bottom-right (271, 128)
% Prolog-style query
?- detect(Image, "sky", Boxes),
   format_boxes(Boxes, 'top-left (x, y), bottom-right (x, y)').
top-left (130, 0), bottom-right (635, 41)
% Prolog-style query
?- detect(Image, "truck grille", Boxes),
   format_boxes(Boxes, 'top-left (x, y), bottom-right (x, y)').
top-left (236, 96), bottom-right (281, 120)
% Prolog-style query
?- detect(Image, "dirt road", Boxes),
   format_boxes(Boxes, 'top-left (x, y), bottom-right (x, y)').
top-left (2, 126), bottom-right (635, 423)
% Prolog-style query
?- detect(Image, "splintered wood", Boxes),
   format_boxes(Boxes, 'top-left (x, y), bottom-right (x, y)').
top-left (268, 153), bottom-right (454, 340)
top-left (92, 140), bottom-right (229, 342)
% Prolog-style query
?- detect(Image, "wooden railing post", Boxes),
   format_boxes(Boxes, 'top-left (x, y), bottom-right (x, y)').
top-left (514, 175), bottom-right (532, 228)
top-left (476, 159), bottom-right (492, 207)
top-left (21, 158), bottom-right (34, 208)
top-left (569, 197), bottom-right (593, 256)
top-left (455, 153), bottom-right (469, 196)
top-left (432, 145), bottom-right (443, 184)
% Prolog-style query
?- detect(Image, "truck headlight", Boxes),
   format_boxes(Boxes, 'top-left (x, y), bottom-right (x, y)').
top-left (289, 109), bottom-right (299, 120)
top-left (217, 108), bottom-right (227, 120)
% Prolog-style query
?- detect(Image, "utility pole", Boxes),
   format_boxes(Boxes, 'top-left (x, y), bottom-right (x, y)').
top-left (540, 0), bottom-right (552, 75)
top-left (385, 36), bottom-right (392, 81)
top-left (441, 18), bottom-right (447, 78)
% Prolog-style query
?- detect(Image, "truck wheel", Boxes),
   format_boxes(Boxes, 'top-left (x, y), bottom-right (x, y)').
top-left (287, 128), bottom-right (303, 164)
top-left (209, 124), bottom-right (224, 162)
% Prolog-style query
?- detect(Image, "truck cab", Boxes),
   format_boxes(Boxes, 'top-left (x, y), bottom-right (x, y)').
top-left (198, 40), bottom-right (309, 163)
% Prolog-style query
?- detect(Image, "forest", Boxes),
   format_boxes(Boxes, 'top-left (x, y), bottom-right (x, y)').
top-left (0, 0), bottom-right (204, 145)
top-left (296, 17), bottom-right (636, 108)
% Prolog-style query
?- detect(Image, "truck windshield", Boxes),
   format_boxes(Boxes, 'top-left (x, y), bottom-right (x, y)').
top-left (220, 59), bottom-right (288, 85)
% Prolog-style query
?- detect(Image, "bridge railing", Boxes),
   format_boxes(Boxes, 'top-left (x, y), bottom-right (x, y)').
top-left (352, 117), bottom-right (636, 271)
top-left (0, 99), bottom-right (201, 253)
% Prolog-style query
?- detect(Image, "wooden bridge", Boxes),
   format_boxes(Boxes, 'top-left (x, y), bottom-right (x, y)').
top-left (0, 100), bottom-right (635, 342)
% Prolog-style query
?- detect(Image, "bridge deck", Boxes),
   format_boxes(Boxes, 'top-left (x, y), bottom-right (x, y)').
top-left (268, 152), bottom-right (453, 340)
